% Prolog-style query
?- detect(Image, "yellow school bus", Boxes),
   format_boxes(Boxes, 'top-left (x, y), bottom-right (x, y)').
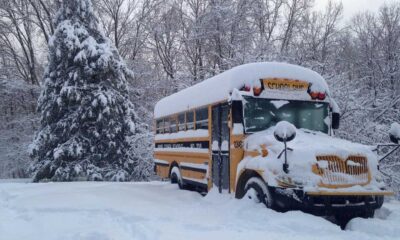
top-left (153, 62), bottom-right (393, 225)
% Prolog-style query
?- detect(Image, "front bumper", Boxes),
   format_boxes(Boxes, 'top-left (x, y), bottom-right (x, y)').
top-left (270, 187), bottom-right (392, 216)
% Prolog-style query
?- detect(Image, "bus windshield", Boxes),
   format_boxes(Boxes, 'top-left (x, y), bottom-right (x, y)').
top-left (243, 96), bottom-right (329, 134)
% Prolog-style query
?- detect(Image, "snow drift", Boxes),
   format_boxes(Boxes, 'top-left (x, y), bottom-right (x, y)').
top-left (0, 181), bottom-right (399, 240)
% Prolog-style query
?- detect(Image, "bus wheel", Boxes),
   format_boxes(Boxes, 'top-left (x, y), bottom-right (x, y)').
top-left (335, 210), bottom-right (375, 230)
top-left (363, 209), bottom-right (375, 218)
top-left (334, 214), bottom-right (355, 230)
top-left (244, 177), bottom-right (273, 208)
top-left (170, 166), bottom-right (184, 189)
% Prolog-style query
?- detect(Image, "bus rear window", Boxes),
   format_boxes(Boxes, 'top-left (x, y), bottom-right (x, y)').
top-left (156, 119), bottom-right (164, 134)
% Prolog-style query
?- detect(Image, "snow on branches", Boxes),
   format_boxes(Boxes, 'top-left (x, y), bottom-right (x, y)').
top-left (30, 0), bottom-right (152, 182)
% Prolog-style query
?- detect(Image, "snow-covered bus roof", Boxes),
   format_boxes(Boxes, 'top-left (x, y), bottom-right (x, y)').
top-left (154, 62), bottom-right (330, 119)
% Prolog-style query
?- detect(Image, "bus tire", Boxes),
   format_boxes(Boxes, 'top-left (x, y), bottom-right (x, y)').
top-left (170, 166), bottom-right (184, 189)
top-left (335, 210), bottom-right (375, 230)
top-left (361, 209), bottom-right (375, 219)
top-left (244, 177), bottom-right (274, 208)
top-left (334, 214), bottom-right (352, 230)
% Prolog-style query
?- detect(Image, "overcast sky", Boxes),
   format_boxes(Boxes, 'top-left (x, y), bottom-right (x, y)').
top-left (314, 0), bottom-right (389, 21)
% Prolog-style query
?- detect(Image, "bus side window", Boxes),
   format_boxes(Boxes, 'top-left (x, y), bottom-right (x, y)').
top-left (178, 113), bottom-right (185, 131)
top-left (187, 111), bottom-right (194, 130)
top-left (156, 119), bottom-right (164, 134)
top-left (170, 116), bottom-right (177, 133)
top-left (164, 118), bottom-right (171, 133)
top-left (195, 107), bottom-right (208, 130)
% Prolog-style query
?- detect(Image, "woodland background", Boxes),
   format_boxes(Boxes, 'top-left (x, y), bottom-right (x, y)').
top-left (0, 0), bottom-right (399, 191)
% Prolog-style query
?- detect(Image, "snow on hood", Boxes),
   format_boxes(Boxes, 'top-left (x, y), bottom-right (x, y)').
top-left (245, 128), bottom-right (375, 160)
top-left (239, 127), bottom-right (379, 189)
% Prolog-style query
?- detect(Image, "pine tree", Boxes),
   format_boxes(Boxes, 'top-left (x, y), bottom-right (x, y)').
top-left (29, 0), bottom-right (151, 182)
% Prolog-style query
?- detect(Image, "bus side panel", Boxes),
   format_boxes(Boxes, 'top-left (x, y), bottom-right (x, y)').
top-left (154, 150), bottom-right (210, 181)
top-left (230, 133), bottom-right (245, 193)
top-left (155, 163), bottom-right (170, 179)
top-left (181, 168), bottom-right (207, 180)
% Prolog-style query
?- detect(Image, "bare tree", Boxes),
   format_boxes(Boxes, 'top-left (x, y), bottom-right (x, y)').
top-left (0, 0), bottom-right (40, 85)
top-left (95, 0), bottom-right (136, 50)
top-left (180, 0), bottom-right (208, 82)
top-left (95, 0), bottom-right (158, 61)
top-left (151, 3), bottom-right (182, 82)
top-left (27, 0), bottom-right (57, 43)
top-left (250, 0), bottom-right (283, 56)
top-left (280, 0), bottom-right (313, 53)
top-left (378, 3), bottom-right (400, 95)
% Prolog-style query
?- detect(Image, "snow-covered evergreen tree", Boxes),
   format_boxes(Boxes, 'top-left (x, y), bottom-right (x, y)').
top-left (29, 0), bottom-right (152, 182)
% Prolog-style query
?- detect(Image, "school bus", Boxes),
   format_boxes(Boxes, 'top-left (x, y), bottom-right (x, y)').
top-left (153, 62), bottom-right (393, 225)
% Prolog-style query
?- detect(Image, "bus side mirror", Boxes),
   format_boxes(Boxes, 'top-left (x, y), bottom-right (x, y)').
top-left (231, 100), bottom-right (243, 124)
top-left (389, 123), bottom-right (400, 144)
top-left (274, 121), bottom-right (297, 143)
top-left (390, 134), bottom-right (399, 144)
top-left (274, 121), bottom-right (296, 174)
top-left (332, 112), bottom-right (340, 130)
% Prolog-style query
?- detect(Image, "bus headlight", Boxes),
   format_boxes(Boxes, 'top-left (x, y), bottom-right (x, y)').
top-left (372, 173), bottom-right (386, 188)
top-left (375, 173), bottom-right (384, 183)
top-left (276, 175), bottom-right (303, 188)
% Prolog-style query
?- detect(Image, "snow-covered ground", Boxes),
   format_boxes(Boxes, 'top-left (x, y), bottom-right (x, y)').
top-left (0, 181), bottom-right (399, 240)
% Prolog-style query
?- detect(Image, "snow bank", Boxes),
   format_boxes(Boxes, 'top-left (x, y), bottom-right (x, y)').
top-left (0, 182), bottom-right (398, 240)
top-left (346, 203), bottom-right (400, 238)
top-left (154, 62), bottom-right (329, 118)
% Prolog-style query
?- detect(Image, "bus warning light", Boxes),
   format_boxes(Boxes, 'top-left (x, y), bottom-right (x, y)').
top-left (318, 92), bottom-right (326, 100)
top-left (253, 80), bottom-right (263, 96)
top-left (240, 84), bottom-right (251, 92)
top-left (310, 91), bottom-right (319, 100)
top-left (308, 91), bottom-right (326, 100)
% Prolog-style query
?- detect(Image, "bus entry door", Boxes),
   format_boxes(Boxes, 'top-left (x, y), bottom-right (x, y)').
top-left (211, 104), bottom-right (230, 193)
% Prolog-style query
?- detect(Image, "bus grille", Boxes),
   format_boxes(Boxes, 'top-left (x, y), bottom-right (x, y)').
top-left (315, 155), bottom-right (370, 187)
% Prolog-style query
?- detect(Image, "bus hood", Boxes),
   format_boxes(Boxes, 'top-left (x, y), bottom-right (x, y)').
top-left (240, 127), bottom-right (382, 189)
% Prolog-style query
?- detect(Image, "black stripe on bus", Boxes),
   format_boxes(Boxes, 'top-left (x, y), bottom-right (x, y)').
top-left (154, 162), bottom-right (169, 167)
top-left (180, 165), bottom-right (207, 173)
top-left (182, 178), bottom-right (208, 190)
top-left (155, 141), bottom-right (209, 150)
top-left (212, 150), bottom-right (229, 154)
